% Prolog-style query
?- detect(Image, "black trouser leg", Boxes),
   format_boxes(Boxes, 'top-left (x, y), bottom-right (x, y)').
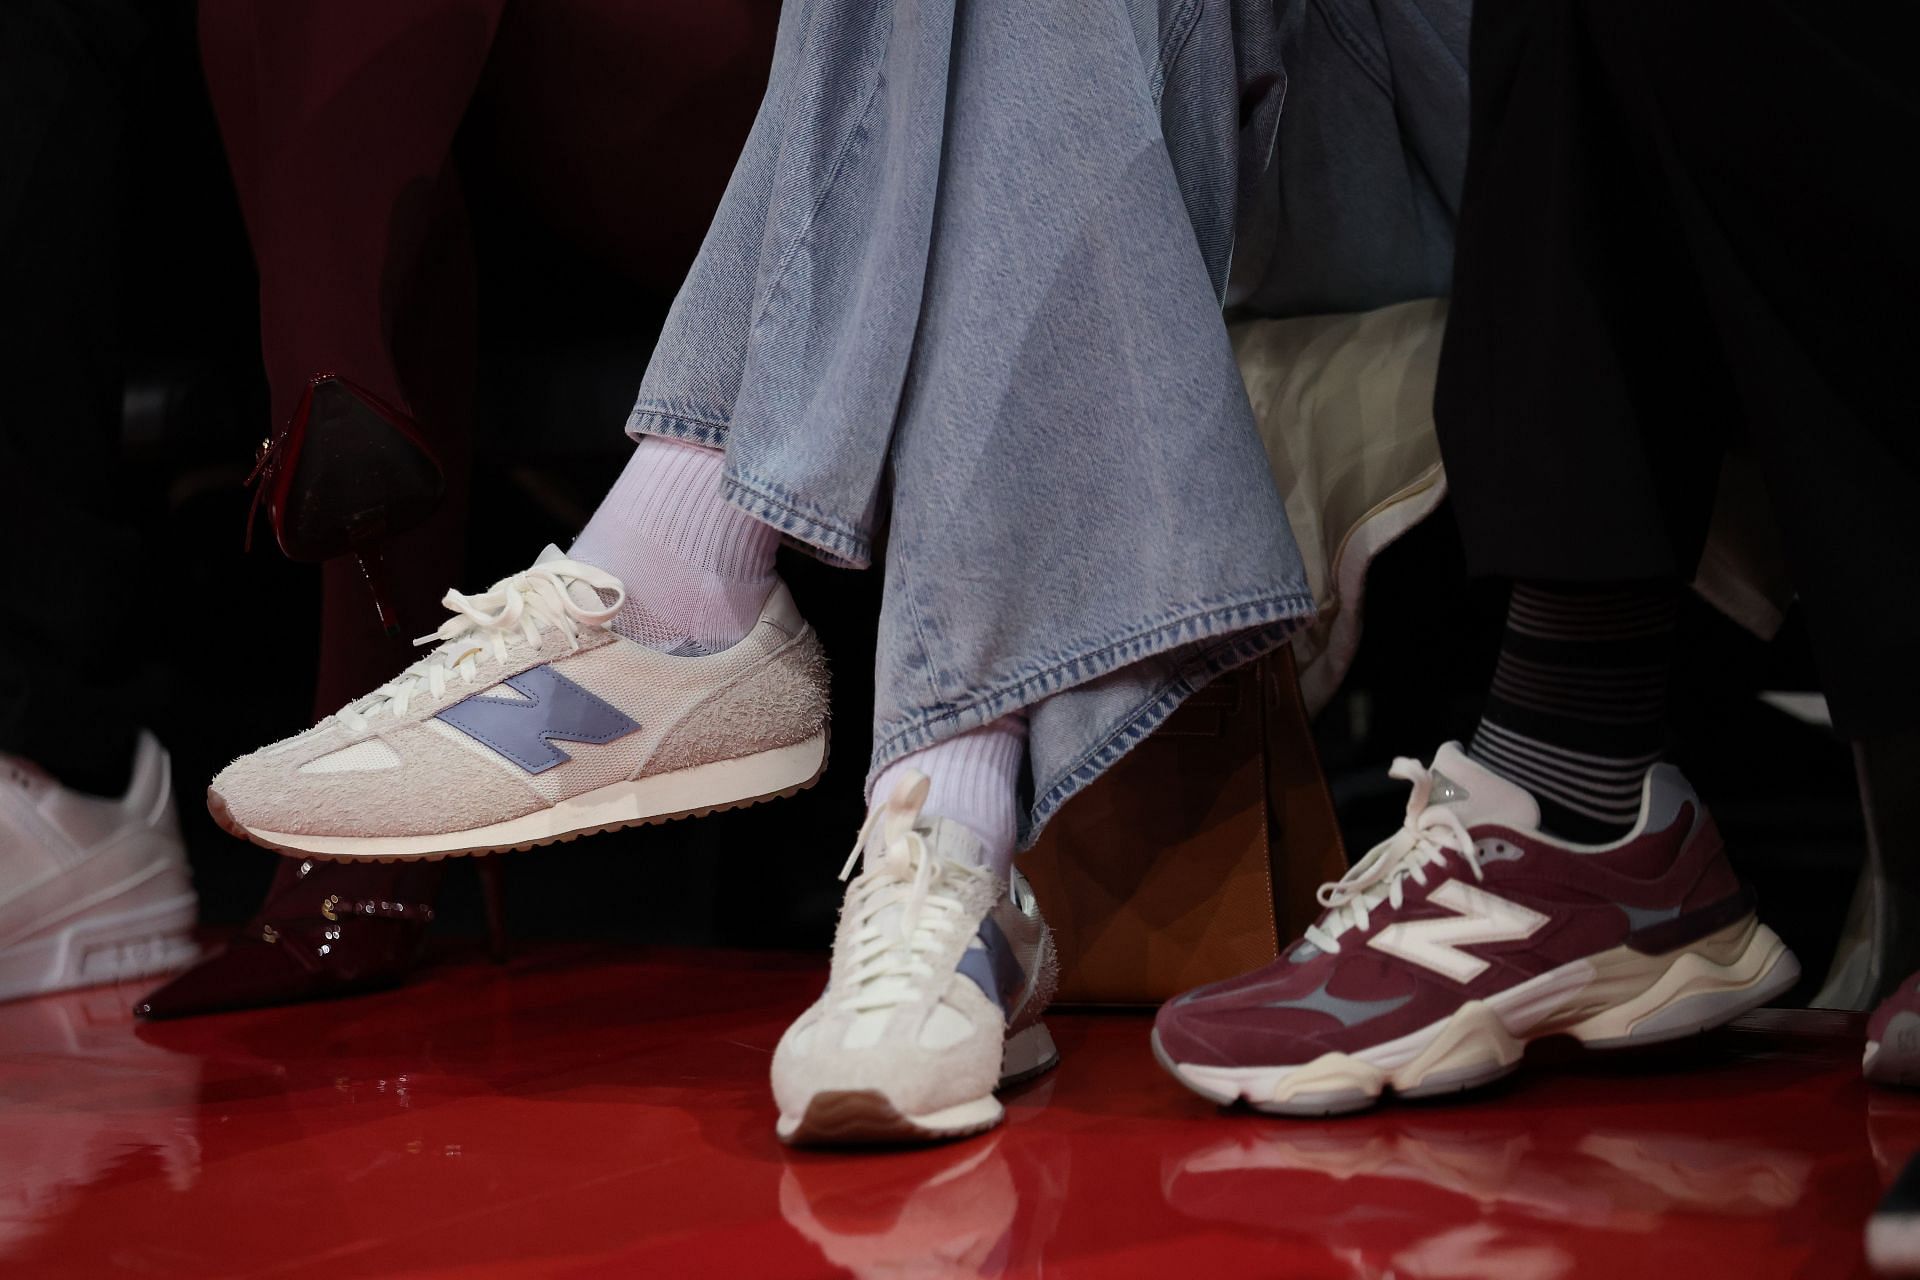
top-left (0, 0), bottom-right (153, 792)
top-left (1435, 0), bottom-right (1920, 738)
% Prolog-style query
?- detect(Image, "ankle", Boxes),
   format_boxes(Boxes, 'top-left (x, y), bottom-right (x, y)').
top-left (570, 437), bottom-right (780, 654)
top-left (871, 715), bottom-right (1028, 878)
top-left (1466, 737), bottom-right (1647, 843)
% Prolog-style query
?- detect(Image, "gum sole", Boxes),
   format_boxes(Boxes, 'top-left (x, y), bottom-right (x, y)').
top-left (209, 736), bottom-right (828, 864)
top-left (779, 1091), bottom-right (1004, 1148)
top-left (778, 1024), bottom-right (1060, 1147)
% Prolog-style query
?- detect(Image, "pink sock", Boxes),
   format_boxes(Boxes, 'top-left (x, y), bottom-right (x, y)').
top-left (569, 437), bottom-right (781, 653)
top-left (870, 713), bottom-right (1028, 878)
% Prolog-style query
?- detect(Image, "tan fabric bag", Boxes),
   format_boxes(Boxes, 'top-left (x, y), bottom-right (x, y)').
top-left (1017, 650), bottom-right (1348, 1006)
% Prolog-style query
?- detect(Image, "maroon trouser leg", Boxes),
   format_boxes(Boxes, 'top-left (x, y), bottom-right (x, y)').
top-left (199, 0), bottom-right (775, 714)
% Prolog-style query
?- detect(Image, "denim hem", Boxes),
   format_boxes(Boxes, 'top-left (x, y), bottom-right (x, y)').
top-left (719, 471), bottom-right (873, 571)
top-left (863, 588), bottom-right (1315, 848)
top-left (626, 407), bottom-right (875, 570)
top-left (1022, 611), bottom-right (1305, 845)
top-left (626, 405), bottom-right (732, 450)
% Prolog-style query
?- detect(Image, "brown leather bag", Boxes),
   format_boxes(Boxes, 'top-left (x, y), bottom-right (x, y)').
top-left (1017, 650), bottom-right (1347, 1005)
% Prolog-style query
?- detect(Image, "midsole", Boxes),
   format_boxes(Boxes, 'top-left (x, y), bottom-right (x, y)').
top-left (0, 891), bottom-right (198, 958)
top-left (1174, 916), bottom-right (1792, 1100)
top-left (244, 732), bottom-right (827, 857)
top-left (1000, 1022), bottom-right (1058, 1084)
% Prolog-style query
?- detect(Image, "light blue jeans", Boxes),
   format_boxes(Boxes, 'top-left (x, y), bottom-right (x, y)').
top-left (627, 0), bottom-right (1466, 847)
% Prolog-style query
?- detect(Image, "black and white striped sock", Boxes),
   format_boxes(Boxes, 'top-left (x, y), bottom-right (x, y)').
top-left (1468, 582), bottom-right (1677, 842)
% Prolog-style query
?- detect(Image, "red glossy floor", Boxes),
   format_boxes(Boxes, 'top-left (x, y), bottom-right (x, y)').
top-left (0, 945), bottom-right (1903, 1278)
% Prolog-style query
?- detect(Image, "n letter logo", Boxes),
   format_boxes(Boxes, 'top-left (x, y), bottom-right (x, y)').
top-left (437, 666), bottom-right (639, 774)
top-left (1367, 881), bottom-right (1549, 983)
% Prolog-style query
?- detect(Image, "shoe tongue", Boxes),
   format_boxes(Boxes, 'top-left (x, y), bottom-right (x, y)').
top-left (1427, 742), bottom-right (1541, 831)
top-left (859, 818), bottom-right (988, 939)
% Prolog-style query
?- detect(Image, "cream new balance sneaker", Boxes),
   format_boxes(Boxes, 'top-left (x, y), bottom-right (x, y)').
top-left (773, 772), bottom-right (1059, 1145)
top-left (0, 732), bottom-right (198, 1002)
top-left (210, 548), bottom-right (830, 861)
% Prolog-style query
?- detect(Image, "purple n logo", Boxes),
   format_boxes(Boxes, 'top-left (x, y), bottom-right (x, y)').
top-left (956, 915), bottom-right (1027, 1017)
top-left (436, 666), bottom-right (639, 774)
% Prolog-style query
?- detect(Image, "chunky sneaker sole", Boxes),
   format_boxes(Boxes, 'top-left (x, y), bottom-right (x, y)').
top-left (1155, 915), bottom-right (1797, 1115)
top-left (0, 892), bottom-right (200, 1005)
top-left (1155, 743), bottom-right (1799, 1117)
top-left (1870, 1153), bottom-right (1920, 1275)
top-left (1, 732), bottom-right (200, 1003)
top-left (1865, 971), bottom-right (1920, 1088)
top-left (210, 730), bottom-right (827, 862)
top-left (778, 1022), bottom-right (1059, 1145)
top-left (208, 550), bottom-right (831, 863)
top-left (773, 773), bottom-right (1061, 1147)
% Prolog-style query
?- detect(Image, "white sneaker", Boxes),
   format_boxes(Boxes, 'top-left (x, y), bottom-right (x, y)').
top-left (773, 772), bottom-right (1059, 1145)
top-left (209, 547), bottom-right (831, 861)
top-left (0, 731), bottom-right (198, 1003)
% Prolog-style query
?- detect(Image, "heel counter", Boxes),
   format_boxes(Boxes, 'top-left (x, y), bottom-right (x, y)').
top-left (758, 578), bottom-right (807, 638)
top-left (126, 732), bottom-right (182, 837)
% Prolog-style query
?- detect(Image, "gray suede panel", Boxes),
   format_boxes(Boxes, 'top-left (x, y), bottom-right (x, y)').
top-left (214, 722), bottom-right (545, 838)
top-left (643, 628), bottom-right (830, 777)
top-left (211, 628), bottom-right (618, 838)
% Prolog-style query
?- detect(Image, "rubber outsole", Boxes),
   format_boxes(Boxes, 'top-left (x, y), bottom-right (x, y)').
top-left (210, 733), bottom-right (828, 863)
top-left (778, 1023), bottom-right (1062, 1147)
top-left (0, 891), bottom-right (199, 1005)
top-left (779, 1091), bottom-right (1005, 1147)
top-left (1158, 918), bottom-right (1800, 1117)
top-left (1865, 1012), bottom-right (1920, 1088)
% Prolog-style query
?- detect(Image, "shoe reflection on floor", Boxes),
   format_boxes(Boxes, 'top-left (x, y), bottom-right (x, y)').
top-left (0, 986), bottom-right (204, 1254)
top-left (0, 951), bottom-right (1887, 1278)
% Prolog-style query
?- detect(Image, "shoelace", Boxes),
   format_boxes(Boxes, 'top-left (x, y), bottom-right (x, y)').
top-left (832, 772), bottom-right (975, 1015)
top-left (335, 559), bottom-right (624, 732)
top-left (1303, 757), bottom-right (1482, 954)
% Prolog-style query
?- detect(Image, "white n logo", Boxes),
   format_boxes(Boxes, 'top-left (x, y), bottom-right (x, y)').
top-left (1368, 881), bottom-right (1549, 983)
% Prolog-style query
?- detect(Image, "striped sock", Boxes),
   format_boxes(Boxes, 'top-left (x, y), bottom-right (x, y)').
top-left (1468, 582), bottom-right (1677, 842)
top-left (869, 713), bottom-right (1028, 879)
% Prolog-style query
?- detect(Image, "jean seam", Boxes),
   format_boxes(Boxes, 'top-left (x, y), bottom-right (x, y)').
top-left (628, 409), bottom-right (733, 453)
top-left (867, 588), bottom-right (1314, 768)
top-left (1307, 0), bottom-right (1394, 98)
top-left (720, 469), bottom-right (872, 569)
top-left (896, 541), bottom-right (948, 711)
top-left (630, 404), bottom-right (734, 435)
top-left (751, 18), bottom-right (892, 336)
top-left (1151, 0), bottom-right (1203, 107)
top-left (1022, 614), bottom-right (1303, 841)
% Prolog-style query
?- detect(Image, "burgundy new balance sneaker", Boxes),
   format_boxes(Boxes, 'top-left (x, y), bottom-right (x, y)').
top-left (1154, 743), bottom-right (1800, 1115)
top-left (1866, 972), bottom-right (1920, 1087)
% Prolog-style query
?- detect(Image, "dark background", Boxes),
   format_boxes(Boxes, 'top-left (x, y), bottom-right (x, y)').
top-left (102, 5), bottom-right (1863, 1000)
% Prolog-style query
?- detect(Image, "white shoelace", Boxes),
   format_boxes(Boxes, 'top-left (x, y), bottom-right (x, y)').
top-left (334, 559), bottom-right (625, 732)
top-left (1303, 757), bottom-right (1483, 954)
top-left (832, 772), bottom-right (976, 1015)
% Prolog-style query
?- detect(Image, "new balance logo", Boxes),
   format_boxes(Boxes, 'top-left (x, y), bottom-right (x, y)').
top-left (437, 666), bottom-right (640, 774)
top-left (956, 914), bottom-right (1027, 1017)
top-left (1368, 880), bottom-right (1549, 984)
